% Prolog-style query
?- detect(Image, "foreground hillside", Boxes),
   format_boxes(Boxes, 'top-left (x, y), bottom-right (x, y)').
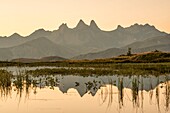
top-left (0, 51), bottom-right (170, 67)
top-left (94, 51), bottom-right (170, 63)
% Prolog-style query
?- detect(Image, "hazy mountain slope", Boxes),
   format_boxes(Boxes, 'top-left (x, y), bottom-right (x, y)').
top-left (73, 43), bottom-right (170, 60)
top-left (0, 48), bottom-right (13, 61)
top-left (0, 29), bottom-right (51, 48)
top-left (49, 21), bottom-right (167, 54)
top-left (123, 34), bottom-right (170, 49)
top-left (132, 44), bottom-right (170, 53)
top-left (72, 48), bottom-right (127, 60)
top-left (10, 37), bottom-right (76, 59)
top-left (48, 20), bottom-right (115, 54)
top-left (26, 29), bottom-right (52, 40)
top-left (0, 33), bottom-right (25, 48)
top-left (125, 24), bottom-right (166, 40)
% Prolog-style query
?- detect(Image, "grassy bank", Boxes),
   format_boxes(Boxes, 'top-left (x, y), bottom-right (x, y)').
top-left (26, 63), bottom-right (170, 76)
top-left (1, 51), bottom-right (170, 67)
top-left (0, 51), bottom-right (170, 76)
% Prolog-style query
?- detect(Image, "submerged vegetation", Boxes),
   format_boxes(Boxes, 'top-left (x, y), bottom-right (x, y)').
top-left (25, 63), bottom-right (170, 76)
top-left (0, 70), bottom-right (12, 97)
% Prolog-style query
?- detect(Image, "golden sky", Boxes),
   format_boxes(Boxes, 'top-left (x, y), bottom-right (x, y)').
top-left (0, 0), bottom-right (170, 36)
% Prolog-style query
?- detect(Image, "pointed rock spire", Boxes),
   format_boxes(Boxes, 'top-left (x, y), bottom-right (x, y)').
top-left (59, 23), bottom-right (69, 32)
top-left (90, 20), bottom-right (100, 30)
top-left (116, 25), bottom-right (124, 31)
top-left (134, 23), bottom-right (139, 26)
top-left (59, 23), bottom-right (68, 29)
top-left (117, 25), bottom-right (123, 29)
top-left (144, 23), bottom-right (156, 29)
top-left (75, 19), bottom-right (88, 30)
top-left (130, 23), bottom-right (156, 30)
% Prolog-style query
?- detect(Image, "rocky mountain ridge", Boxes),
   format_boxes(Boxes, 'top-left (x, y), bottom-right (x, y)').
top-left (0, 20), bottom-right (168, 61)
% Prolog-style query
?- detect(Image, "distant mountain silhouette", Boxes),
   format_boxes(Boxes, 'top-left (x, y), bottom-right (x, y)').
top-left (0, 37), bottom-right (77, 60)
top-left (0, 20), bottom-right (168, 60)
top-left (72, 48), bottom-right (126, 60)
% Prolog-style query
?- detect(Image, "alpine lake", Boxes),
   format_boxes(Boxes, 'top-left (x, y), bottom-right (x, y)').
top-left (0, 64), bottom-right (170, 113)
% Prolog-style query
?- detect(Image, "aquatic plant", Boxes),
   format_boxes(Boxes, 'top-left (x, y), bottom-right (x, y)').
top-left (0, 70), bottom-right (12, 98)
top-left (118, 77), bottom-right (124, 108)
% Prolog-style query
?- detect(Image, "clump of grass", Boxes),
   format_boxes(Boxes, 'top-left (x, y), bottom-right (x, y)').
top-left (132, 78), bottom-right (139, 107)
top-left (26, 68), bottom-right (117, 76)
top-left (0, 70), bottom-right (13, 97)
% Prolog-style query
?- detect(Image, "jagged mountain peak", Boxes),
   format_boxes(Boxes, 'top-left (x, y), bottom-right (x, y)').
top-left (129, 23), bottom-right (155, 29)
top-left (34, 28), bottom-right (46, 32)
top-left (30, 28), bottom-right (47, 35)
top-left (28, 28), bottom-right (51, 38)
top-left (116, 25), bottom-right (124, 30)
top-left (134, 23), bottom-right (139, 26)
top-left (144, 23), bottom-right (156, 29)
top-left (9, 33), bottom-right (22, 38)
top-left (75, 19), bottom-right (88, 30)
top-left (34, 28), bottom-right (52, 33)
top-left (90, 20), bottom-right (100, 30)
top-left (59, 23), bottom-right (69, 31)
top-left (125, 23), bottom-right (159, 34)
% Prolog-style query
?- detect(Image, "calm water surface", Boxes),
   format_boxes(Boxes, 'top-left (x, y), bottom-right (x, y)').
top-left (0, 67), bottom-right (170, 113)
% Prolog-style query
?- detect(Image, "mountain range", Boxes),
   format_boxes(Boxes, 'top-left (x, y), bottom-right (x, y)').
top-left (0, 20), bottom-right (169, 61)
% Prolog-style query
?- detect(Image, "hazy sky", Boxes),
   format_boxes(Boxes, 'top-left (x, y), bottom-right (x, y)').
top-left (0, 0), bottom-right (170, 36)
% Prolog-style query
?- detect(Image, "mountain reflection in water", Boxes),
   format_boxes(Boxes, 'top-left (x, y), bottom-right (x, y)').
top-left (0, 71), bottom-right (170, 113)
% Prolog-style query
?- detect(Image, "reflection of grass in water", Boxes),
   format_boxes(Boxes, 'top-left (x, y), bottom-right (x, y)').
top-left (99, 78), bottom-right (114, 109)
top-left (149, 78), bottom-right (154, 104)
top-left (107, 80), bottom-right (113, 109)
top-left (100, 85), bottom-right (108, 105)
top-left (0, 69), bottom-right (170, 113)
top-left (140, 76), bottom-right (144, 110)
top-left (118, 78), bottom-right (124, 109)
top-left (165, 76), bottom-right (170, 111)
top-left (0, 70), bottom-right (12, 99)
top-left (132, 77), bottom-right (139, 108)
top-left (13, 71), bottom-right (24, 98)
top-left (156, 76), bottom-right (160, 112)
top-left (25, 74), bottom-right (31, 98)
top-left (0, 69), bottom-right (60, 101)
top-left (12, 70), bottom-right (32, 104)
top-left (131, 76), bottom-right (161, 113)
